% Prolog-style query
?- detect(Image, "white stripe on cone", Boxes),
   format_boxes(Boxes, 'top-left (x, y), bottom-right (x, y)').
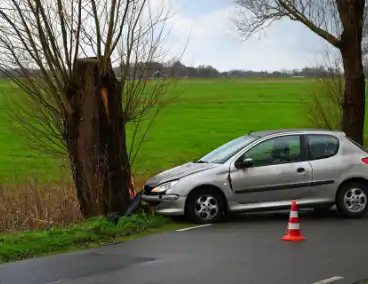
top-left (288, 223), bottom-right (300, 230)
top-left (289, 211), bottom-right (298, 218)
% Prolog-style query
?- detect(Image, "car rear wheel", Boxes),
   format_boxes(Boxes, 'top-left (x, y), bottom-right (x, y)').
top-left (186, 187), bottom-right (225, 224)
top-left (336, 181), bottom-right (368, 218)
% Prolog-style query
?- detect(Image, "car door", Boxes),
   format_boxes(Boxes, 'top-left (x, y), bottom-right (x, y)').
top-left (305, 134), bottom-right (345, 197)
top-left (230, 134), bottom-right (313, 204)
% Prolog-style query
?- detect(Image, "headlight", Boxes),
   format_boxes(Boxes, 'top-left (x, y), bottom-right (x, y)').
top-left (152, 180), bottom-right (179, 193)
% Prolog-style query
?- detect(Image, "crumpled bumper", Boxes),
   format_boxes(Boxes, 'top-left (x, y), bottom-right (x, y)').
top-left (141, 193), bottom-right (186, 216)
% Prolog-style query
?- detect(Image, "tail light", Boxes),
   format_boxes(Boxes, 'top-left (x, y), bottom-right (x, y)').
top-left (361, 157), bottom-right (368, 164)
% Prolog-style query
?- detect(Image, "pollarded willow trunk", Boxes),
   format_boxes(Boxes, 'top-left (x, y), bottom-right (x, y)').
top-left (64, 58), bottom-right (131, 218)
top-left (340, 46), bottom-right (366, 145)
top-left (339, 0), bottom-right (366, 145)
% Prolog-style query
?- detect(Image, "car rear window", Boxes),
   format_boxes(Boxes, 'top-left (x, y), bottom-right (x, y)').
top-left (306, 134), bottom-right (339, 160)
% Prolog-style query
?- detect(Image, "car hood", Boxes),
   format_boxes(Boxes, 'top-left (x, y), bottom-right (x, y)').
top-left (145, 162), bottom-right (218, 187)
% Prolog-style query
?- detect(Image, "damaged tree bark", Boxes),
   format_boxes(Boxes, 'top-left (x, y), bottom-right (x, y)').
top-left (64, 58), bottom-right (131, 218)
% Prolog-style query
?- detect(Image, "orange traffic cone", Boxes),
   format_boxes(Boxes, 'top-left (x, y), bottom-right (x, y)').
top-left (281, 201), bottom-right (306, 242)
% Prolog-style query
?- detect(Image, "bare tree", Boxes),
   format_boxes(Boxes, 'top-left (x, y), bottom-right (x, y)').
top-left (0, 0), bottom-right (180, 218)
top-left (234, 0), bottom-right (366, 144)
top-left (308, 7), bottom-right (368, 139)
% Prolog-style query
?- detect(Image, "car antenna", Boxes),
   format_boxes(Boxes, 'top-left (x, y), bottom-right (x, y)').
top-left (248, 123), bottom-right (261, 135)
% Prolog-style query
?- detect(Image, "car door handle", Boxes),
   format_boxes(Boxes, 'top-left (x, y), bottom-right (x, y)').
top-left (297, 167), bottom-right (305, 173)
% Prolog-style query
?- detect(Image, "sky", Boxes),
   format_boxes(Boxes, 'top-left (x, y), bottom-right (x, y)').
top-left (159, 0), bottom-right (339, 72)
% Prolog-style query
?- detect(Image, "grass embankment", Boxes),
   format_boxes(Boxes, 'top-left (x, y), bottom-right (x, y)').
top-left (0, 214), bottom-right (188, 264)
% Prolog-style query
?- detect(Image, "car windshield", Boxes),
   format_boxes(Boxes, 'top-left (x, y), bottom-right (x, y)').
top-left (199, 135), bottom-right (258, 164)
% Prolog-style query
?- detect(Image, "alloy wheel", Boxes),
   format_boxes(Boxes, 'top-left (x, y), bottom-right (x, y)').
top-left (344, 187), bottom-right (367, 213)
top-left (194, 194), bottom-right (219, 221)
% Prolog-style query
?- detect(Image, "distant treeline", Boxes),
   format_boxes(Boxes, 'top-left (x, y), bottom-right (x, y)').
top-left (152, 61), bottom-right (343, 78)
top-left (0, 60), bottom-right (344, 79)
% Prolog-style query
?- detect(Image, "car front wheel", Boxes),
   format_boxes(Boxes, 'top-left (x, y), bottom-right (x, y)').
top-left (186, 187), bottom-right (225, 224)
top-left (336, 181), bottom-right (368, 218)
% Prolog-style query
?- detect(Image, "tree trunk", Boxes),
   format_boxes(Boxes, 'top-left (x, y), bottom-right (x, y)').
top-left (64, 58), bottom-right (131, 218)
top-left (338, 0), bottom-right (366, 145)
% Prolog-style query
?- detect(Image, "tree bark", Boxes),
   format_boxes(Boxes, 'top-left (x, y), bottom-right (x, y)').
top-left (338, 0), bottom-right (366, 145)
top-left (64, 58), bottom-right (130, 218)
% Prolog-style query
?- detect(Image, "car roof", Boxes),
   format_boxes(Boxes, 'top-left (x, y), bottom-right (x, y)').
top-left (248, 128), bottom-right (345, 138)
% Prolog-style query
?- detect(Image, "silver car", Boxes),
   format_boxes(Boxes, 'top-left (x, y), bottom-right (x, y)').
top-left (141, 129), bottom-right (368, 223)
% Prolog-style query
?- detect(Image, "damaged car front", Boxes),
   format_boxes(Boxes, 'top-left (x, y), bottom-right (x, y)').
top-left (141, 162), bottom-right (222, 216)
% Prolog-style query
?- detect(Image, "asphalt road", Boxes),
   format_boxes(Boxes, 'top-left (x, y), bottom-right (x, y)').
top-left (1, 210), bottom-right (368, 284)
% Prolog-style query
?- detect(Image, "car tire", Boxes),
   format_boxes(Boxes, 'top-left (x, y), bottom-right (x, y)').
top-left (186, 187), bottom-right (226, 224)
top-left (336, 181), bottom-right (368, 218)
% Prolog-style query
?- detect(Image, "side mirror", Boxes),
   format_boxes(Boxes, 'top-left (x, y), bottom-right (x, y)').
top-left (235, 157), bottom-right (254, 169)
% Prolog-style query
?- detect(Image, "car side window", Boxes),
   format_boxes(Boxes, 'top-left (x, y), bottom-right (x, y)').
top-left (244, 135), bottom-right (301, 167)
top-left (306, 134), bottom-right (339, 160)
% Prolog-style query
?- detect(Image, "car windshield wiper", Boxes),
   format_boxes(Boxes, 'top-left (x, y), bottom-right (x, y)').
top-left (193, 159), bottom-right (208, 163)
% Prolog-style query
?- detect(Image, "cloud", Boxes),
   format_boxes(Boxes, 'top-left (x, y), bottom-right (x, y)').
top-left (160, 2), bottom-right (335, 71)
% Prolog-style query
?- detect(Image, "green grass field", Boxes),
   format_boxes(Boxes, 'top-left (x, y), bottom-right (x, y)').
top-left (0, 77), bottom-right (366, 184)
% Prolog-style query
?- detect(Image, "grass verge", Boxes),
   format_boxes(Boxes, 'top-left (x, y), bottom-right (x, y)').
top-left (0, 213), bottom-right (190, 264)
top-left (0, 177), bottom-right (150, 233)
